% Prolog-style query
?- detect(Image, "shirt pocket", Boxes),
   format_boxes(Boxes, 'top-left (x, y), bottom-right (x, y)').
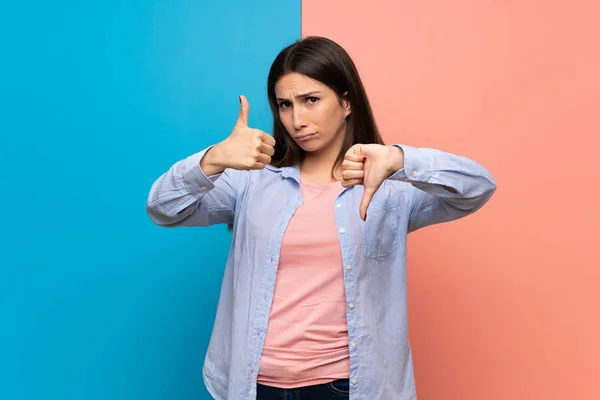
top-left (362, 198), bottom-right (401, 261)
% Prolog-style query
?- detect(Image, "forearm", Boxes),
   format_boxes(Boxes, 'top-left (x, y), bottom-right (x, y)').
top-left (387, 144), bottom-right (495, 203)
top-left (146, 147), bottom-right (226, 226)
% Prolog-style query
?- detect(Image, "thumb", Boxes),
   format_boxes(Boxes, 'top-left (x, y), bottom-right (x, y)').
top-left (360, 187), bottom-right (376, 222)
top-left (236, 95), bottom-right (250, 127)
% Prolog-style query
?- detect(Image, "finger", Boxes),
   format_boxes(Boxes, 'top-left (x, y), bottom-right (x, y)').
top-left (344, 153), bottom-right (365, 163)
top-left (344, 145), bottom-right (364, 162)
top-left (256, 153), bottom-right (272, 165)
top-left (341, 178), bottom-right (363, 188)
top-left (259, 142), bottom-right (275, 157)
top-left (342, 169), bottom-right (364, 181)
top-left (261, 132), bottom-right (276, 147)
top-left (360, 187), bottom-right (377, 221)
top-left (342, 159), bottom-right (365, 171)
top-left (251, 162), bottom-right (266, 170)
top-left (236, 95), bottom-right (250, 127)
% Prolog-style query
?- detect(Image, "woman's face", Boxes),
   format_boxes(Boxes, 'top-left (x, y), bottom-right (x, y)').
top-left (275, 72), bottom-right (350, 156)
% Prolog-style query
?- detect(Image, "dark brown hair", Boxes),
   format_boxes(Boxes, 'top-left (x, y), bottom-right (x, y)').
top-left (267, 36), bottom-right (384, 174)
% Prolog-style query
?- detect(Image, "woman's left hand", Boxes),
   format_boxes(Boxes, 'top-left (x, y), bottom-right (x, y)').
top-left (341, 144), bottom-right (404, 221)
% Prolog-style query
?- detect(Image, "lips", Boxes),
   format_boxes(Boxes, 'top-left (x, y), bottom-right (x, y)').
top-left (296, 133), bottom-right (317, 141)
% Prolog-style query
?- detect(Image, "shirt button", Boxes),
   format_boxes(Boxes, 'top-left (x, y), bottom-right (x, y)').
top-left (348, 303), bottom-right (355, 309)
top-left (351, 342), bottom-right (358, 349)
top-left (339, 228), bottom-right (346, 234)
top-left (200, 185), bottom-right (208, 190)
top-left (346, 264), bottom-right (352, 270)
top-left (411, 171), bottom-right (418, 178)
top-left (352, 379), bottom-right (357, 385)
top-left (335, 203), bottom-right (341, 209)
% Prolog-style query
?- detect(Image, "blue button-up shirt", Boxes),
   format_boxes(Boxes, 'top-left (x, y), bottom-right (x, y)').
top-left (146, 144), bottom-right (496, 400)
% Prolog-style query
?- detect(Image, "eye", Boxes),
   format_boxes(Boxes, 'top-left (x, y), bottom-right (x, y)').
top-left (306, 96), bottom-right (319, 104)
top-left (278, 101), bottom-right (291, 109)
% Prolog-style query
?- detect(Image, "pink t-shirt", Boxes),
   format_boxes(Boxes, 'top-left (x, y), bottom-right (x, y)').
top-left (257, 178), bottom-right (350, 388)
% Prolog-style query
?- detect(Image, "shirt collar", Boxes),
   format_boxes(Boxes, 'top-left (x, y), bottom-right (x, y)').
top-left (265, 164), bottom-right (300, 183)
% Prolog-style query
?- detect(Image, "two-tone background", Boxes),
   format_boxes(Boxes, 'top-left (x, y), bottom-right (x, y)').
top-left (1, 1), bottom-right (598, 399)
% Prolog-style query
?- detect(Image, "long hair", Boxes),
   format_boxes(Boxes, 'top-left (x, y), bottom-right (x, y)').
top-left (267, 36), bottom-right (384, 173)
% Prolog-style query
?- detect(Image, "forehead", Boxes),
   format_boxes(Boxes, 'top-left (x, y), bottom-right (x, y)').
top-left (274, 72), bottom-right (330, 96)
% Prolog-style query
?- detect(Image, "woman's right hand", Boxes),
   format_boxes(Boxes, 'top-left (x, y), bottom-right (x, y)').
top-left (200, 95), bottom-right (276, 175)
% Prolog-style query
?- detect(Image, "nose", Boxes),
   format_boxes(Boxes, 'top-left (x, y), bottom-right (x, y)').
top-left (292, 107), bottom-right (308, 130)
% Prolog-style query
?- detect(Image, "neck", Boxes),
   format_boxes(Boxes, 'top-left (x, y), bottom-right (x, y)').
top-left (300, 132), bottom-right (344, 184)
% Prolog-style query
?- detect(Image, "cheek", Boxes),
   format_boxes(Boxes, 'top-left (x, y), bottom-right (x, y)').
top-left (279, 112), bottom-right (292, 129)
top-left (319, 105), bottom-right (345, 130)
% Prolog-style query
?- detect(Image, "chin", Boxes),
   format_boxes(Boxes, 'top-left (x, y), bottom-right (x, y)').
top-left (296, 141), bottom-right (322, 153)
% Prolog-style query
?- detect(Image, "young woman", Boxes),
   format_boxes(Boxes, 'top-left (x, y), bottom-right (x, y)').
top-left (147, 36), bottom-right (496, 400)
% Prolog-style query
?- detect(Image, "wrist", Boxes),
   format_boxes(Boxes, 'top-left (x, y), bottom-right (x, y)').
top-left (387, 145), bottom-right (405, 175)
top-left (200, 144), bottom-right (227, 175)
top-left (210, 143), bottom-right (228, 168)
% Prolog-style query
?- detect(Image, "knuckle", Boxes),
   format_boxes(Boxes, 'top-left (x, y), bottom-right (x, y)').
top-left (245, 157), bottom-right (256, 168)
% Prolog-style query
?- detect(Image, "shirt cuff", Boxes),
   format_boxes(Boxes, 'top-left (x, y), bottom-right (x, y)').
top-left (387, 144), bottom-right (433, 183)
top-left (180, 146), bottom-right (223, 198)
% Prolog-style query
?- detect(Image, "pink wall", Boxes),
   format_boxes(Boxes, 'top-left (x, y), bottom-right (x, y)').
top-left (303, 1), bottom-right (600, 399)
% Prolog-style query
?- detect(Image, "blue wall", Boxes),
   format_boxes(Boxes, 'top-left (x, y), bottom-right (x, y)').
top-left (0, 2), bottom-right (300, 399)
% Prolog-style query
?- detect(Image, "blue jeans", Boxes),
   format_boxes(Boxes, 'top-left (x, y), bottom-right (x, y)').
top-left (257, 379), bottom-right (350, 399)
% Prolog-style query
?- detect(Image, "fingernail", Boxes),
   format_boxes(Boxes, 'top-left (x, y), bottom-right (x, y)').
top-left (239, 96), bottom-right (241, 104)
top-left (363, 212), bottom-right (367, 221)
top-left (362, 157), bottom-right (367, 163)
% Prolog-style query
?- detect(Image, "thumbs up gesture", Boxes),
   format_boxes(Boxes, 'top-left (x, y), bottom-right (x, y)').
top-left (341, 144), bottom-right (405, 221)
top-left (204, 95), bottom-right (276, 173)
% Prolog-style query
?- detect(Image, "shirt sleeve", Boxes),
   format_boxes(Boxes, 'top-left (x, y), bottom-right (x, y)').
top-left (146, 146), bottom-right (246, 227)
top-left (387, 144), bottom-right (497, 232)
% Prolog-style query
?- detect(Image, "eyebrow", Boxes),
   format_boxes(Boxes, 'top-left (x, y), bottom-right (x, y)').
top-left (276, 91), bottom-right (322, 102)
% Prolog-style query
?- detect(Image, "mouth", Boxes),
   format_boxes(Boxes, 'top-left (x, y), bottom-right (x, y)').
top-left (295, 133), bottom-right (317, 141)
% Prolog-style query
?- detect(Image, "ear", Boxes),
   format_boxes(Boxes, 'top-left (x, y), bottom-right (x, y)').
top-left (342, 91), bottom-right (351, 117)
